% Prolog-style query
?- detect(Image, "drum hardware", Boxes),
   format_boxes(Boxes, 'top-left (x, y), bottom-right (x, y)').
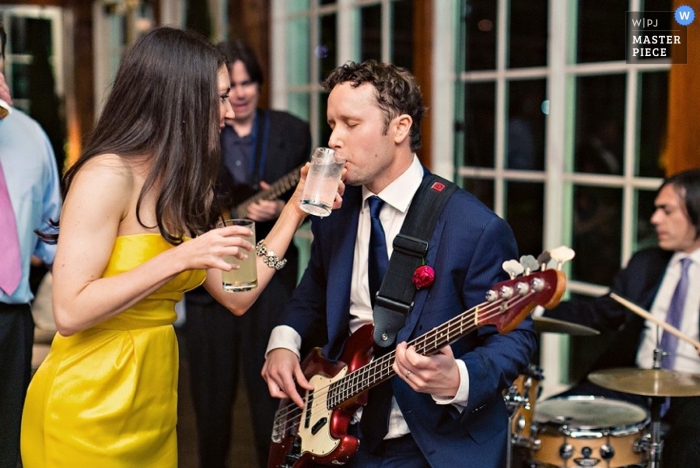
top-left (506, 365), bottom-right (544, 468)
top-left (533, 317), bottom-right (600, 336)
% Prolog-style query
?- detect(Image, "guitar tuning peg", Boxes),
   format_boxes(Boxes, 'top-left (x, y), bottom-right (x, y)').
top-left (549, 246), bottom-right (576, 270)
top-left (536, 251), bottom-right (551, 270)
top-left (519, 255), bottom-right (539, 275)
top-left (502, 259), bottom-right (524, 278)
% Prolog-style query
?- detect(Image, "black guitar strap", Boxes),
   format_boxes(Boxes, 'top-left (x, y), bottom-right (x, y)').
top-left (250, 109), bottom-right (270, 187)
top-left (372, 173), bottom-right (458, 347)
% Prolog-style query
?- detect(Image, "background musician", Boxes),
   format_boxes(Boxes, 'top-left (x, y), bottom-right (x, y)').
top-left (541, 168), bottom-right (700, 467)
top-left (184, 40), bottom-right (311, 468)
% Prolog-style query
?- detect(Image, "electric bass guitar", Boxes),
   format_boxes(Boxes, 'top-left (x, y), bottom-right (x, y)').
top-left (268, 265), bottom-right (567, 468)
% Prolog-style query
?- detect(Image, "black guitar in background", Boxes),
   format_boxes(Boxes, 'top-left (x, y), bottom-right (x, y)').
top-left (215, 163), bottom-right (305, 220)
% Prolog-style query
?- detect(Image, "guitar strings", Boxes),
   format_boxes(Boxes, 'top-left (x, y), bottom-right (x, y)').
top-left (271, 290), bottom-right (538, 435)
top-left (271, 291), bottom-right (535, 433)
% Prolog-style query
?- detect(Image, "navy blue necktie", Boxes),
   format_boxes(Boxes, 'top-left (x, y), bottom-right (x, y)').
top-left (361, 195), bottom-right (393, 452)
top-left (367, 196), bottom-right (388, 307)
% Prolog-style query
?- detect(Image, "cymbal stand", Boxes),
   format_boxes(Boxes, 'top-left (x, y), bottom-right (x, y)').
top-left (647, 348), bottom-right (667, 468)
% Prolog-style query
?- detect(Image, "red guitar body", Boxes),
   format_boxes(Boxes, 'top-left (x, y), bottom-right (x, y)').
top-left (267, 325), bottom-right (375, 468)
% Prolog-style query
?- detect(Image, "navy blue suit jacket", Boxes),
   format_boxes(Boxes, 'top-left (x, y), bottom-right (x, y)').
top-left (280, 172), bottom-right (537, 467)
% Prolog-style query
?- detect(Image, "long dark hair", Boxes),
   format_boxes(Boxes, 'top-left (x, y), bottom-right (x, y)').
top-left (61, 27), bottom-right (226, 244)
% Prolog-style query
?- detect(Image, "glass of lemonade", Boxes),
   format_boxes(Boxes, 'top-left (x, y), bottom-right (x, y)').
top-left (217, 218), bottom-right (257, 292)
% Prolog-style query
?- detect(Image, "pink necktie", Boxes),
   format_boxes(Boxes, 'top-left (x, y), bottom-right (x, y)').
top-left (0, 159), bottom-right (22, 295)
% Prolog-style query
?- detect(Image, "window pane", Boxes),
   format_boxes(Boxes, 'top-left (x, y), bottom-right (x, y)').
top-left (10, 63), bottom-right (30, 100)
top-left (507, 80), bottom-right (546, 170)
top-left (319, 13), bottom-right (337, 82)
top-left (461, 82), bottom-right (495, 168)
top-left (360, 5), bottom-right (381, 62)
top-left (636, 189), bottom-right (658, 250)
top-left (287, 0), bottom-right (310, 14)
top-left (391, 0), bottom-right (414, 70)
top-left (574, 75), bottom-right (625, 175)
top-left (571, 185), bottom-right (622, 285)
top-left (508, 0), bottom-right (547, 68)
top-left (463, 177), bottom-right (494, 210)
top-left (287, 17), bottom-right (310, 85)
top-left (576, 0), bottom-right (626, 63)
top-left (463, 0), bottom-right (497, 71)
top-left (288, 92), bottom-right (310, 123)
top-left (505, 181), bottom-right (544, 256)
top-left (638, 72), bottom-right (668, 178)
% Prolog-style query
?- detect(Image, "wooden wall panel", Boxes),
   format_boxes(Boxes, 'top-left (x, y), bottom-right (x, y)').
top-left (663, 0), bottom-right (700, 175)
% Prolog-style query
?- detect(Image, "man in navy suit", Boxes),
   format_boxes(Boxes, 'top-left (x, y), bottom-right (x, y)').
top-left (542, 168), bottom-right (700, 467)
top-left (262, 60), bottom-right (537, 468)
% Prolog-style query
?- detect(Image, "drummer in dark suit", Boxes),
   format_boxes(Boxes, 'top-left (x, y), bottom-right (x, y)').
top-left (541, 168), bottom-right (700, 467)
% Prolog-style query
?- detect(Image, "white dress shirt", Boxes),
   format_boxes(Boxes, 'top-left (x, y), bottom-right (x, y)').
top-left (267, 156), bottom-right (470, 440)
top-left (637, 248), bottom-right (700, 372)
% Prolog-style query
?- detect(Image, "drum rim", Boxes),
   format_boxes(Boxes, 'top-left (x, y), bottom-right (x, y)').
top-left (534, 395), bottom-right (650, 434)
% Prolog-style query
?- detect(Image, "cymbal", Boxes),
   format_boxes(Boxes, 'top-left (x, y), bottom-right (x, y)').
top-left (589, 367), bottom-right (700, 397)
top-left (533, 316), bottom-right (599, 336)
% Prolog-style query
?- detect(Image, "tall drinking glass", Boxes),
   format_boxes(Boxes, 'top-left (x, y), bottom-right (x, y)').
top-left (300, 147), bottom-right (344, 217)
top-left (218, 218), bottom-right (257, 292)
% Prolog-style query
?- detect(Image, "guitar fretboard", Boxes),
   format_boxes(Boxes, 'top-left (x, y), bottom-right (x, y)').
top-left (326, 301), bottom-right (490, 408)
top-left (233, 164), bottom-right (304, 216)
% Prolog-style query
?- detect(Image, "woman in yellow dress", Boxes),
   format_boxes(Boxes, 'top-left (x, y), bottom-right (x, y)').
top-left (20, 27), bottom-right (338, 467)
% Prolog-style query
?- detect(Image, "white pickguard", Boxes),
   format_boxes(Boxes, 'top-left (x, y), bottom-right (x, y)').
top-left (297, 366), bottom-right (349, 457)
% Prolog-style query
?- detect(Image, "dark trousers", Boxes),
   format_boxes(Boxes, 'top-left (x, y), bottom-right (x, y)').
top-left (344, 431), bottom-right (430, 468)
top-left (0, 304), bottom-right (33, 468)
top-left (185, 256), bottom-right (300, 468)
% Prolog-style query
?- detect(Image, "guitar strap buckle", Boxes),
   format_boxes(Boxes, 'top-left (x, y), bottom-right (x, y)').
top-left (373, 295), bottom-right (413, 348)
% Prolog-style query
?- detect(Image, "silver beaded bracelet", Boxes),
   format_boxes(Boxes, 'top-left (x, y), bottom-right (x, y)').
top-left (255, 240), bottom-right (288, 270)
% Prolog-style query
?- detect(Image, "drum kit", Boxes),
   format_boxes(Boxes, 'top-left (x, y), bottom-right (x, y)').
top-left (505, 314), bottom-right (700, 468)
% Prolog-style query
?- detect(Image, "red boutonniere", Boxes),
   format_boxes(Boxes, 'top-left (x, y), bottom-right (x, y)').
top-left (412, 264), bottom-right (435, 290)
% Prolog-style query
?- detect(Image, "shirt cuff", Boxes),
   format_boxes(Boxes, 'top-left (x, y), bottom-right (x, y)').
top-left (432, 359), bottom-right (469, 412)
top-left (265, 325), bottom-right (302, 359)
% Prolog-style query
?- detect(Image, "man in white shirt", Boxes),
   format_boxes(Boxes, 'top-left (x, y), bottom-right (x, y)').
top-left (542, 168), bottom-right (700, 467)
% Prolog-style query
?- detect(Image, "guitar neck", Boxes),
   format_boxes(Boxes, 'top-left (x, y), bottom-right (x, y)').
top-left (327, 268), bottom-right (564, 408)
top-left (327, 304), bottom-right (481, 407)
top-left (234, 164), bottom-right (304, 214)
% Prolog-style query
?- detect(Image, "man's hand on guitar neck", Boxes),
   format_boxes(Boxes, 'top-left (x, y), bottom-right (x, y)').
top-left (262, 348), bottom-right (314, 408)
top-left (245, 181), bottom-right (285, 222)
top-left (393, 342), bottom-right (461, 400)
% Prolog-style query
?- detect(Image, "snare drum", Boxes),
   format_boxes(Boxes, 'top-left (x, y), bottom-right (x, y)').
top-left (504, 365), bottom-right (543, 448)
top-left (533, 396), bottom-right (649, 467)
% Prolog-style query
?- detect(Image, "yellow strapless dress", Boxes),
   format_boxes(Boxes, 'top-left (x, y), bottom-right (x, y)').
top-left (21, 234), bottom-right (205, 467)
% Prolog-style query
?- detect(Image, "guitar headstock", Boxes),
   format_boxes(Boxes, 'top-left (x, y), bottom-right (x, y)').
top-left (480, 248), bottom-right (572, 334)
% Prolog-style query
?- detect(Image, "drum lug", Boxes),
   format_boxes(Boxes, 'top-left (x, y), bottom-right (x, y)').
top-left (634, 434), bottom-right (649, 454)
top-left (559, 443), bottom-right (573, 460)
top-left (600, 443), bottom-right (615, 460)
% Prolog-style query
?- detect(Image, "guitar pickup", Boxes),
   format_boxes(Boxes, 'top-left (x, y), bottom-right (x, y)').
top-left (311, 417), bottom-right (328, 435)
